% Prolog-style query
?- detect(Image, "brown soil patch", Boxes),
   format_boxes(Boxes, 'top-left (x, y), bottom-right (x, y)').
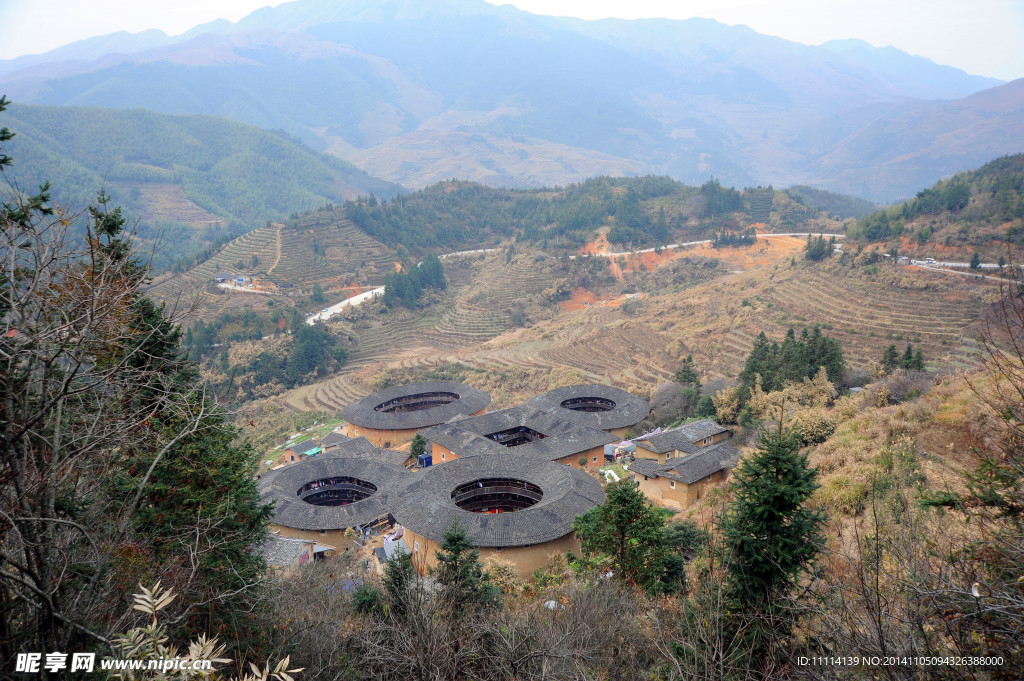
top-left (560, 288), bottom-right (645, 311)
top-left (685, 236), bottom-right (806, 269)
top-left (580, 233), bottom-right (612, 255)
top-left (583, 234), bottom-right (804, 281)
top-left (560, 287), bottom-right (598, 311)
top-left (606, 248), bottom-right (685, 279)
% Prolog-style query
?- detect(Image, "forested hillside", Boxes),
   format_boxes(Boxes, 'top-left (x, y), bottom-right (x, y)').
top-left (848, 153), bottom-right (1024, 257)
top-left (784, 185), bottom-right (878, 219)
top-left (343, 176), bottom-right (846, 254)
top-left (2, 103), bottom-right (401, 268)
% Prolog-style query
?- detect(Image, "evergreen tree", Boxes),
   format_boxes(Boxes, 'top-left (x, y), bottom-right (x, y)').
top-left (95, 200), bottom-right (272, 644)
top-left (739, 327), bottom-right (844, 402)
top-left (420, 253), bottom-right (447, 290)
top-left (808, 328), bottom-right (846, 384)
top-left (722, 425), bottom-right (826, 664)
top-left (0, 103), bottom-right (271, 655)
top-left (573, 479), bottom-right (668, 590)
top-left (912, 348), bottom-right (925, 371)
top-left (882, 344), bottom-right (901, 373)
top-left (432, 516), bottom-right (500, 615)
top-left (778, 328), bottom-right (808, 384)
top-left (901, 344), bottom-right (915, 369)
top-left (739, 332), bottom-right (774, 395)
top-left (970, 251), bottom-right (981, 270)
top-left (410, 433), bottom-right (427, 459)
top-left (383, 548), bottom-right (417, 619)
top-left (695, 394), bottom-right (717, 419)
top-left (674, 354), bottom-right (700, 387)
top-left (310, 282), bottom-right (326, 305)
top-left (803, 234), bottom-right (831, 261)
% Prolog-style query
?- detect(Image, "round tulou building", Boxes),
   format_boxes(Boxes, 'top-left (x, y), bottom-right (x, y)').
top-left (339, 381), bottom-right (491, 448)
top-left (526, 383), bottom-right (651, 438)
top-left (389, 453), bottom-right (605, 576)
top-left (258, 455), bottom-right (410, 549)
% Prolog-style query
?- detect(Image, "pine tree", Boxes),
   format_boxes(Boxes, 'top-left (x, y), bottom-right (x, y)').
top-left (410, 433), bottom-right (427, 459)
top-left (722, 424), bottom-right (825, 661)
top-left (882, 344), bottom-right (901, 373)
top-left (912, 348), bottom-right (925, 371)
top-left (674, 354), bottom-right (700, 387)
top-left (739, 332), bottom-right (774, 395)
top-left (901, 344), bottom-right (915, 369)
top-left (383, 548), bottom-right (417, 619)
top-left (970, 251), bottom-right (981, 270)
top-left (695, 395), bottom-right (717, 418)
top-left (573, 479), bottom-right (668, 590)
top-left (779, 328), bottom-right (808, 384)
top-left (433, 516), bottom-right (500, 615)
top-left (807, 326), bottom-right (846, 384)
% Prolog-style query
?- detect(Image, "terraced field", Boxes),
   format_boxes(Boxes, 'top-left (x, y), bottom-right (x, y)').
top-left (745, 191), bottom-right (773, 224)
top-left (764, 270), bottom-right (983, 369)
top-left (150, 215), bottom-right (398, 319)
top-left (270, 242), bottom-right (997, 416)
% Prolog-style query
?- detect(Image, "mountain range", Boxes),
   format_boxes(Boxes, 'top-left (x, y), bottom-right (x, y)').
top-left (1, 0), bottom-right (1022, 202)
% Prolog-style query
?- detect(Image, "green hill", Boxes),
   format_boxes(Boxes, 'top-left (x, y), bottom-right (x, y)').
top-left (343, 176), bottom-right (846, 255)
top-left (2, 103), bottom-right (402, 269)
top-left (847, 154), bottom-right (1024, 254)
top-left (784, 185), bottom-right (877, 219)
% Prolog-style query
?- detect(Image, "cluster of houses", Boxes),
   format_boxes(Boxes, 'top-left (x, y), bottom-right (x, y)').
top-left (259, 381), bottom-right (739, 576)
top-left (212, 273), bottom-right (287, 293)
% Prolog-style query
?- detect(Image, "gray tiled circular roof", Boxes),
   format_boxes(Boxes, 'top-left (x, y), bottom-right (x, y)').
top-left (526, 384), bottom-right (651, 431)
top-left (390, 454), bottom-right (605, 548)
top-left (339, 381), bottom-right (491, 430)
top-left (259, 457), bottom-right (410, 531)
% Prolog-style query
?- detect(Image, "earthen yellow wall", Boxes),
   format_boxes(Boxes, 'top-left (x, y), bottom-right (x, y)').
top-left (271, 524), bottom-right (355, 551)
top-left (555, 445), bottom-right (607, 470)
top-left (635, 470), bottom-right (727, 509)
top-left (607, 425), bottom-right (635, 440)
top-left (403, 527), bottom-right (581, 577)
top-left (346, 408), bottom-right (487, 448)
top-left (343, 425), bottom-right (421, 448)
top-left (634, 446), bottom-right (668, 464)
top-left (431, 443), bottom-right (458, 463)
top-left (696, 431), bottom-right (731, 447)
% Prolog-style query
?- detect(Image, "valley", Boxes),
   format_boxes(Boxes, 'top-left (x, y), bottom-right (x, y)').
top-left (5, 3), bottom-right (1024, 675)
top-left (249, 235), bottom-right (993, 417)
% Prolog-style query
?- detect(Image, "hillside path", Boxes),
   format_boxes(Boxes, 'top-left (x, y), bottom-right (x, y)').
top-left (266, 224), bottom-right (283, 275)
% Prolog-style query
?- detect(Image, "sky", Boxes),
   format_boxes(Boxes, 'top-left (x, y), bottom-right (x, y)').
top-left (0, 0), bottom-right (1022, 80)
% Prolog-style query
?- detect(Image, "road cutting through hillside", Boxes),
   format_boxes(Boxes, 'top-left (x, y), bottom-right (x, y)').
top-left (574, 232), bottom-right (835, 279)
top-left (307, 287), bottom-right (385, 324)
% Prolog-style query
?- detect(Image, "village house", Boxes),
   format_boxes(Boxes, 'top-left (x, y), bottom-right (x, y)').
top-left (282, 438), bottom-right (321, 464)
top-left (629, 419), bottom-right (739, 509)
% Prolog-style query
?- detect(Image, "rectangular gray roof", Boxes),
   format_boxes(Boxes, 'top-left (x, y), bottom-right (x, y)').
top-left (630, 441), bottom-right (739, 485)
top-left (636, 430), bottom-right (702, 456)
top-left (674, 419), bottom-right (731, 442)
top-left (320, 431), bottom-right (349, 448)
top-left (259, 535), bottom-right (312, 567)
top-left (420, 405), bottom-right (617, 461)
top-left (287, 439), bottom-right (319, 455)
top-left (636, 419), bottom-right (730, 454)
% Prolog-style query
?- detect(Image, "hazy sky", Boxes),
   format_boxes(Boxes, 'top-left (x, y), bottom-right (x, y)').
top-left (1, 0), bottom-right (1022, 80)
